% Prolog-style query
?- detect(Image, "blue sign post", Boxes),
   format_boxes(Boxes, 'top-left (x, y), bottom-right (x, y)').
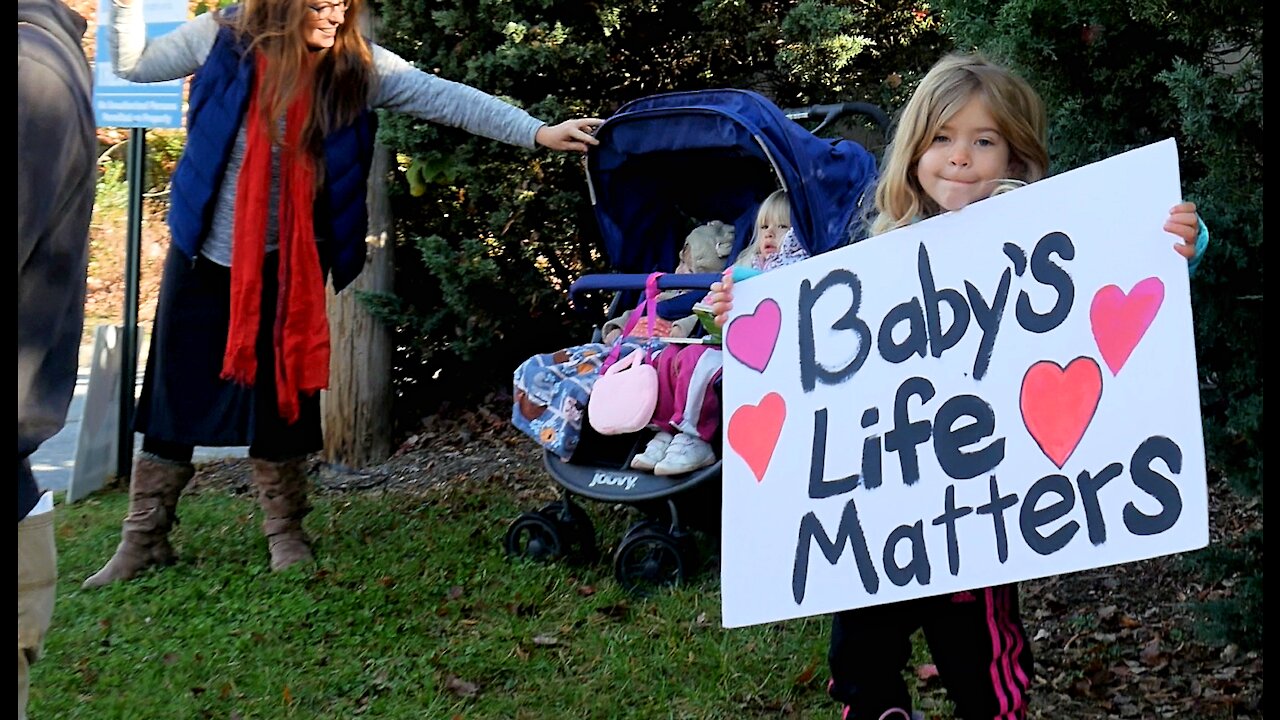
top-left (93, 0), bottom-right (188, 479)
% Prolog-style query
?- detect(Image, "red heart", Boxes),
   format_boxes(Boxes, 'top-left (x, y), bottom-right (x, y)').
top-left (1020, 357), bottom-right (1103, 469)
top-left (1090, 277), bottom-right (1164, 375)
top-left (727, 392), bottom-right (787, 483)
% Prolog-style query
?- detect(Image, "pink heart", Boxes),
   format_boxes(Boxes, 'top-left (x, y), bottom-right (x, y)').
top-left (727, 393), bottom-right (787, 482)
top-left (726, 298), bottom-right (781, 373)
top-left (1090, 277), bottom-right (1164, 375)
top-left (1020, 357), bottom-right (1103, 469)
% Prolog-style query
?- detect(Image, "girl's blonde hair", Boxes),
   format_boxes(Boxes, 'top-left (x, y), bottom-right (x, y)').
top-left (868, 52), bottom-right (1048, 237)
top-left (735, 189), bottom-right (791, 267)
top-left (222, 0), bottom-right (376, 160)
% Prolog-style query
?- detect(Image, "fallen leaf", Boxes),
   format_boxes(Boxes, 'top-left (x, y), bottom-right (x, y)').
top-left (1140, 637), bottom-right (1166, 667)
top-left (445, 675), bottom-right (479, 698)
top-left (508, 602), bottom-right (538, 617)
top-left (1070, 677), bottom-right (1092, 698)
top-left (795, 658), bottom-right (820, 685)
top-left (595, 602), bottom-right (630, 620)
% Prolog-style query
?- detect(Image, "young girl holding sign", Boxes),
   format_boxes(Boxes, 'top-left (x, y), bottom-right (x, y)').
top-left (708, 52), bottom-right (1208, 720)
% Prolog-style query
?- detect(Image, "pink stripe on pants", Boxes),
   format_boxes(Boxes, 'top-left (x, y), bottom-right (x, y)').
top-left (653, 345), bottom-right (722, 441)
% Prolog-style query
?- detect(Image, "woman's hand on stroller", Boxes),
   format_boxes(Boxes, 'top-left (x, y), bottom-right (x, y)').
top-left (708, 269), bottom-right (735, 328)
top-left (535, 118), bottom-right (603, 153)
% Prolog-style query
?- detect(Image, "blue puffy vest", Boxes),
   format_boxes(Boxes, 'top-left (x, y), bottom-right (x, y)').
top-left (167, 16), bottom-right (377, 292)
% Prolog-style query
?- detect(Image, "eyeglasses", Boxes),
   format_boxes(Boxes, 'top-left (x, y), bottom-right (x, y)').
top-left (307, 1), bottom-right (349, 20)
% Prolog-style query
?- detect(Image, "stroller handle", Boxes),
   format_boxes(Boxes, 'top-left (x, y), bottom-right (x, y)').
top-left (782, 101), bottom-right (890, 136)
top-left (569, 272), bottom-right (722, 306)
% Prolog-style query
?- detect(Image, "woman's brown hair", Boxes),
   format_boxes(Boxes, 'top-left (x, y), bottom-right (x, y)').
top-left (222, 0), bottom-right (375, 160)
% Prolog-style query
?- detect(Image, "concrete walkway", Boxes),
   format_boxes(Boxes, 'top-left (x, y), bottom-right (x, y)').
top-left (28, 337), bottom-right (246, 496)
top-left (27, 368), bottom-right (92, 494)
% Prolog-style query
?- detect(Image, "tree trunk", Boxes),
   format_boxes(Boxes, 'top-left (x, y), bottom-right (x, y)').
top-left (321, 145), bottom-right (394, 468)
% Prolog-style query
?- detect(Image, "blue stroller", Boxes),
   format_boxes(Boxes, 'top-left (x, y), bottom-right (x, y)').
top-left (505, 89), bottom-right (886, 593)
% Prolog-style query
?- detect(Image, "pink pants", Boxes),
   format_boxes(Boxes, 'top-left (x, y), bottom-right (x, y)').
top-left (652, 345), bottom-right (723, 441)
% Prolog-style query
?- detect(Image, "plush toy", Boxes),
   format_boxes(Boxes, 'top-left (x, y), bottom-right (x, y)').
top-left (602, 220), bottom-right (735, 342)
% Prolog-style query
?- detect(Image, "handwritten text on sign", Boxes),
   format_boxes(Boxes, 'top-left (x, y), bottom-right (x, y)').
top-left (719, 140), bottom-right (1208, 629)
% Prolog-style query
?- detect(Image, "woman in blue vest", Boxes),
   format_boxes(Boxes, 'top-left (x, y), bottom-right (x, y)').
top-left (84, 0), bottom-right (601, 588)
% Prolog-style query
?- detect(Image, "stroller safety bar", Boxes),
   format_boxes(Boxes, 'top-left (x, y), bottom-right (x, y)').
top-left (569, 272), bottom-right (722, 305)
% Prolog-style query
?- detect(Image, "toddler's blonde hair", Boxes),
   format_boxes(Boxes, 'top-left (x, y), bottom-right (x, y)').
top-left (735, 189), bottom-right (791, 267)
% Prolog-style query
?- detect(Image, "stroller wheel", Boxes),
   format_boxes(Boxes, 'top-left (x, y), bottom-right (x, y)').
top-left (504, 512), bottom-right (564, 562)
top-left (538, 500), bottom-right (599, 564)
top-left (612, 527), bottom-right (695, 594)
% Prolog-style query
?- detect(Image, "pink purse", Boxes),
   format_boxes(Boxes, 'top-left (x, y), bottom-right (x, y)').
top-left (588, 274), bottom-right (662, 435)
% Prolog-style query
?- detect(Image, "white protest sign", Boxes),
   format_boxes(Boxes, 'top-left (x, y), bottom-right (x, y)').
top-left (719, 139), bottom-right (1208, 629)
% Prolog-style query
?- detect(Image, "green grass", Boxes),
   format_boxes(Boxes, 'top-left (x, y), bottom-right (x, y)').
top-left (32, 485), bottom-right (941, 720)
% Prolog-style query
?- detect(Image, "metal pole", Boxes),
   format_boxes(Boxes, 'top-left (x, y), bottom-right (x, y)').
top-left (117, 127), bottom-right (146, 480)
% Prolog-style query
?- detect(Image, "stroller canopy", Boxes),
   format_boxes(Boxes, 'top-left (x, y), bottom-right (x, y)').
top-left (586, 89), bottom-right (879, 274)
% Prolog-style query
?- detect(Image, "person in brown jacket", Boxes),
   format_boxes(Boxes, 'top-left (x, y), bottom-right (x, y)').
top-left (18, 0), bottom-right (97, 715)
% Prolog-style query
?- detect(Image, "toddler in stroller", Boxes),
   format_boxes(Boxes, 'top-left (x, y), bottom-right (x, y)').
top-left (631, 189), bottom-right (808, 476)
top-left (505, 88), bottom-right (882, 593)
top-left (511, 220), bottom-right (735, 464)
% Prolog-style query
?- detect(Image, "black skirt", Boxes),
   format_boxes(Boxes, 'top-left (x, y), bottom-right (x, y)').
top-left (134, 246), bottom-right (323, 457)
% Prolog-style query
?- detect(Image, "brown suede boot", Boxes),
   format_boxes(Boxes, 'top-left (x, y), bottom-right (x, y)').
top-left (82, 454), bottom-right (195, 589)
top-left (251, 457), bottom-right (315, 572)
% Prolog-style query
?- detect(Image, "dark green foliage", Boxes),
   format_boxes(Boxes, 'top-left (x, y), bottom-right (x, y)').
top-left (369, 1), bottom-right (944, 424)
top-left (1183, 529), bottom-right (1263, 650)
top-left (934, 0), bottom-right (1262, 645)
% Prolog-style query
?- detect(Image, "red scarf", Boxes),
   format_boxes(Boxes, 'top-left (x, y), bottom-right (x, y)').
top-left (220, 52), bottom-right (330, 425)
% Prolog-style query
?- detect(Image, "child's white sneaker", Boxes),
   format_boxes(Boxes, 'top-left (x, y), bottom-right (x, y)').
top-left (654, 433), bottom-right (716, 476)
top-left (631, 431), bottom-right (674, 471)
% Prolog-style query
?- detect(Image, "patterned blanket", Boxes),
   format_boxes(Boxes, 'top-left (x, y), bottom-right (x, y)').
top-left (511, 339), bottom-right (648, 460)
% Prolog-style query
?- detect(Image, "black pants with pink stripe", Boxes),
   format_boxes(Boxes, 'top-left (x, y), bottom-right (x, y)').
top-left (827, 583), bottom-right (1033, 719)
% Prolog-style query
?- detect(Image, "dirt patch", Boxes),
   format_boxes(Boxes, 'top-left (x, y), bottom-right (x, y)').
top-left (84, 201), bottom-right (169, 333)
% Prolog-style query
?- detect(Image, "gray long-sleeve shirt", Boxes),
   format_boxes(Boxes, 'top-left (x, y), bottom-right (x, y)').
top-left (109, 3), bottom-right (546, 265)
